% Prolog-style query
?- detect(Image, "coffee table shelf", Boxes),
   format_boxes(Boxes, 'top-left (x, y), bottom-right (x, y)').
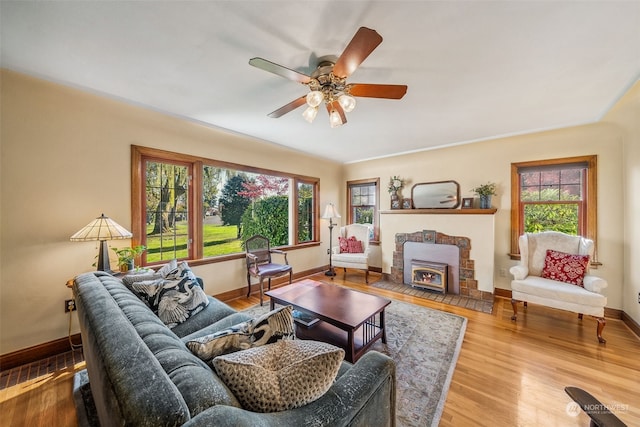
top-left (294, 318), bottom-right (384, 362)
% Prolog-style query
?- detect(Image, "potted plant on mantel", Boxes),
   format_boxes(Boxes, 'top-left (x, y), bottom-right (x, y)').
top-left (112, 245), bottom-right (147, 272)
top-left (472, 182), bottom-right (497, 209)
top-left (388, 176), bottom-right (405, 209)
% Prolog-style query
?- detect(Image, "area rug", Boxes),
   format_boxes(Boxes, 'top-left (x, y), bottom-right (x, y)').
top-left (243, 299), bottom-right (467, 427)
top-left (370, 278), bottom-right (494, 314)
top-left (73, 299), bottom-right (466, 427)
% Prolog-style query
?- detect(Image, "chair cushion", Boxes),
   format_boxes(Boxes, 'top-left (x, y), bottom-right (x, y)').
top-left (332, 252), bottom-right (368, 265)
top-left (186, 305), bottom-right (295, 361)
top-left (212, 340), bottom-right (344, 413)
top-left (512, 276), bottom-right (606, 307)
top-left (541, 249), bottom-right (590, 287)
top-left (249, 263), bottom-right (291, 277)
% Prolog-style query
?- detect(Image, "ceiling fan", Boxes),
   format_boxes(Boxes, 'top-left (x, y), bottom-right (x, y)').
top-left (249, 27), bottom-right (408, 128)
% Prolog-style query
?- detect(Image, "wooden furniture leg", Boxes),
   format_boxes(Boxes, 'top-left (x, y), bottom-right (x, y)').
top-left (596, 317), bottom-right (606, 344)
top-left (511, 299), bottom-right (518, 321)
top-left (259, 277), bottom-right (265, 306)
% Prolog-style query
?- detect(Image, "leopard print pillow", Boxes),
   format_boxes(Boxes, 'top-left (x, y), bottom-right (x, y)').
top-left (212, 340), bottom-right (344, 412)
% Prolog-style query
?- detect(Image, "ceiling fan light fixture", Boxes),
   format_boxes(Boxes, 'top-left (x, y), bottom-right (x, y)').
top-left (306, 91), bottom-right (324, 108)
top-left (302, 106), bottom-right (318, 123)
top-left (329, 109), bottom-right (344, 128)
top-left (338, 94), bottom-right (356, 112)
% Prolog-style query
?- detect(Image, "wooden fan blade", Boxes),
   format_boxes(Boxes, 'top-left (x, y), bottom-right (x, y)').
top-left (332, 27), bottom-right (383, 79)
top-left (267, 95), bottom-right (308, 118)
top-left (249, 58), bottom-right (311, 84)
top-left (326, 101), bottom-right (347, 125)
top-left (349, 84), bottom-right (408, 99)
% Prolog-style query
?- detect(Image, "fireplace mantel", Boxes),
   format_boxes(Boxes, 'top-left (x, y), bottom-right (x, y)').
top-left (381, 208), bottom-right (497, 215)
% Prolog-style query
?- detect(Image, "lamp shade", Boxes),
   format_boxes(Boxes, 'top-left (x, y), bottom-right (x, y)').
top-left (70, 214), bottom-right (132, 241)
top-left (71, 214), bottom-right (132, 273)
top-left (321, 203), bottom-right (341, 220)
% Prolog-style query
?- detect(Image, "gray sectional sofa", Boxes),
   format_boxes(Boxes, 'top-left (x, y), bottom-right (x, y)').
top-left (72, 271), bottom-right (396, 426)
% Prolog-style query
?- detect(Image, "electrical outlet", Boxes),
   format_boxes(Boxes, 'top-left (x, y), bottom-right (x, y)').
top-left (327, 248), bottom-right (331, 255)
top-left (638, 292), bottom-right (640, 304)
top-left (65, 299), bottom-right (76, 313)
top-left (499, 268), bottom-right (507, 278)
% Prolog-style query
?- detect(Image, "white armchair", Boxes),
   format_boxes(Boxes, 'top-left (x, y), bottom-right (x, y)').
top-left (331, 224), bottom-right (371, 283)
top-left (510, 231), bottom-right (608, 343)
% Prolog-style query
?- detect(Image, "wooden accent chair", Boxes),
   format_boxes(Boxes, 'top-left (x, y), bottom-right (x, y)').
top-left (510, 231), bottom-right (608, 343)
top-left (245, 235), bottom-right (292, 306)
top-left (331, 224), bottom-right (371, 283)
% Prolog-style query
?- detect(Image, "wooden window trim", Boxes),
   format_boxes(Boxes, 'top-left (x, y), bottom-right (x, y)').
top-left (510, 155), bottom-right (598, 264)
top-left (132, 145), bottom-right (320, 266)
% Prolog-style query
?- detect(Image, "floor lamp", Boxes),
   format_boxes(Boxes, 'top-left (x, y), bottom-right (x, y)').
top-left (70, 213), bottom-right (133, 274)
top-left (322, 203), bottom-right (341, 277)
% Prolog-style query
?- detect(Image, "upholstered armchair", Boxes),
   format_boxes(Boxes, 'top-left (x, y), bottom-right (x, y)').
top-left (331, 224), bottom-right (371, 283)
top-left (510, 231), bottom-right (608, 343)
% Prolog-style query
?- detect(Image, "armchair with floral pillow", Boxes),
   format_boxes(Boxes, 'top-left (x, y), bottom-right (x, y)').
top-left (331, 224), bottom-right (371, 283)
top-left (510, 231), bottom-right (608, 343)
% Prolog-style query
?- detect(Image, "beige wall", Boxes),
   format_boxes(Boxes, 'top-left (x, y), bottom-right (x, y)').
top-left (0, 70), bottom-right (342, 354)
top-left (601, 81), bottom-right (640, 324)
top-left (344, 113), bottom-right (627, 313)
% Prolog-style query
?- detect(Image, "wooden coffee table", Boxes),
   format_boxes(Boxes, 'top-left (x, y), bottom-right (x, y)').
top-left (266, 279), bottom-right (391, 362)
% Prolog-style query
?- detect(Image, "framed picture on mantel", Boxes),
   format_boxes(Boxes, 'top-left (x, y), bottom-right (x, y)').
top-left (461, 197), bottom-right (474, 209)
top-left (402, 198), bottom-right (412, 209)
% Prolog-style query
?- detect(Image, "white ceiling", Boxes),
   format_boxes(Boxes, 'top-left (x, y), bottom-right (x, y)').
top-left (2, 1), bottom-right (639, 163)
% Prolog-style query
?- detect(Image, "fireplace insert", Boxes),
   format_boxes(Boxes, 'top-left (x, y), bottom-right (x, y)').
top-left (410, 259), bottom-right (448, 293)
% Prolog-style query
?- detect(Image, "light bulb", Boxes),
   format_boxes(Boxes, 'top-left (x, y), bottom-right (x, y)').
top-left (302, 106), bottom-right (318, 123)
top-left (329, 110), bottom-right (344, 128)
top-left (338, 94), bottom-right (356, 112)
top-left (306, 91), bottom-right (323, 107)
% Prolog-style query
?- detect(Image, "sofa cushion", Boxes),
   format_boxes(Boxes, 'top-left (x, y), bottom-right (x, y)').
top-left (541, 249), bottom-right (589, 287)
top-left (186, 320), bottom-right (253, 361)
top-left (121, 270), bottom-right (162, 287)
top-left (186, 305), bottom-right (295, 361)
top-left (213, 340), bottom-right (344, 413)
top-left (130, 276), bottom-right (210, 328)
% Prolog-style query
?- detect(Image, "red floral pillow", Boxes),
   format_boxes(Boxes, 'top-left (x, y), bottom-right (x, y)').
top-left (346, 236), bottom-right (364, 253)
top-left (541, 249), bottom-right (590, 287)
top-left (338, 237), bottom-right (349, 253)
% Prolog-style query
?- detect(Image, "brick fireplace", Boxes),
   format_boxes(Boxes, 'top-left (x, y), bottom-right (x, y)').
top-left (391, 230), bottom-right (493, 302)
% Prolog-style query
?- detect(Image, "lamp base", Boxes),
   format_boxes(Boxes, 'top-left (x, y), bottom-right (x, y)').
top-left (96, 240), bottom-right (114, 274)
top-left (325, 269), bottom-right (336, 277)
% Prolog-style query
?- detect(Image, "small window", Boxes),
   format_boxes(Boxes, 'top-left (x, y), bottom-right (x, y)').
top-left (510, 155), bottom-right (597, 261)
top-left (347, 179), bottom-right (379, 241)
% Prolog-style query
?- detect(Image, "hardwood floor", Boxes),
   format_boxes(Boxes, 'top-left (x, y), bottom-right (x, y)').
top-left (1, 272), bottom-right (638, 426)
